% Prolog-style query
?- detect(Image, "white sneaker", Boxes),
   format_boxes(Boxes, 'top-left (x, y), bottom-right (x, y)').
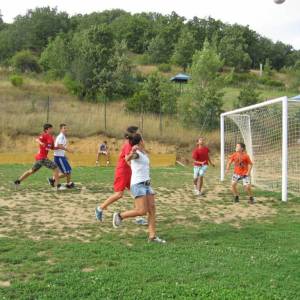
top-left (56, 184), bottom-right (67, 191)
top-left (194, 189), bottom-right (200, 195)
top-left (148, 236), bottom-right (166, 244)
top-left (135, 217), bottom-right (148, 226)
top-left (112, 212), bottom-right (122, 228)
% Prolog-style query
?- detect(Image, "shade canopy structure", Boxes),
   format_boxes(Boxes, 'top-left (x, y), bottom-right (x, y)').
top-left (291, 95), bottom-right (300, 100)
top-left (170, 73), bottom-right (190, 83)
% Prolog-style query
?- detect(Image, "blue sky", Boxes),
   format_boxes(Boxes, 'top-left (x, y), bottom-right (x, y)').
top-left (1, 0), bottom-right (300, 49)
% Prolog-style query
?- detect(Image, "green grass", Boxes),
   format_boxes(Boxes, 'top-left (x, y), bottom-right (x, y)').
top-left (0, 165), bottom-right (300, 299)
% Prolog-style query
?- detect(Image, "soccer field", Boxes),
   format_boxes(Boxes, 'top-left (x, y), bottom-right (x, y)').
top-left (0, 165), bottom-right (299, 299)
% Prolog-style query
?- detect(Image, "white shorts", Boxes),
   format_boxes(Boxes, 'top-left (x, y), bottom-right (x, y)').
top-left (98, 151), bottom-right (108, 155)
top-left (193, 165), bottom-right (208, 178)
top-left (232, 174), bottom-right (251, 186)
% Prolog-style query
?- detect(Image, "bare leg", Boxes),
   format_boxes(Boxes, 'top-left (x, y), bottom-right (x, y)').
top-left (100, 191), bottom-right (124, 210)
top-left (244, 184), bottom-right (253, 197)
top-left (146, 194), bottom-right (156, 239)
top-left (231, 182), bottom-right (239, 196)
top-left (66, 174), bottom-right (71, 184)
top-left (120, 196), bottom-right (147, 219)
top-left (199, 176), bottom-right (204, 192)
top-left (53, 168), bottom-right (60, 187)
top-left (18, 168), bottom-right (37, 182)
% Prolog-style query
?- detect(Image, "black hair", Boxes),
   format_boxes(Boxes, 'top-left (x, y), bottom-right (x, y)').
top-left (130, 133), bottom-right (142, 146)
top-left (104, 141), bottom-right (107, 144)
top-left (238, 142), bottom-right (246, 150)
top-left (60, 123), bottom-right (67, 129)
top-left (43, 123), bottom-right (53, 131)
top-left (124, 125), bottom-right (139, 140)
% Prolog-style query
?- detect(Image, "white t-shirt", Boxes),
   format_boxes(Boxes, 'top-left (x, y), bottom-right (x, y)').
top-left (130, 150), bottom-right (150, 186)
top-left (54, 133), bottom-right (67, 157)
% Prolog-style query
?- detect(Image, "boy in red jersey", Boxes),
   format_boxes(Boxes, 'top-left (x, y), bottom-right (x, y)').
top-left (226, 142), bottom-right (255, 204)
top-left (192, 137), bottom-right (215, 195)
top-left (14, 124), bottom-right (66, 190)
top-left (95, 126), bottom-right (139, 221)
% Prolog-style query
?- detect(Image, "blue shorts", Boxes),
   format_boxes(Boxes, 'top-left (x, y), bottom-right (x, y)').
top-left (131, 182), bottom-right (155, 199)
top-left (193, 165), bottom-right (208, 178)
top-left (54, 156), bottom-right (72, 174)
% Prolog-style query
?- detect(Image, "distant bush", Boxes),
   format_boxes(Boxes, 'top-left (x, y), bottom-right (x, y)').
top-left (11, 50), bottom-right (41, 73)
top-left (158, 63), bottom-right (171, 73)
top-left (136, 54), bottom-right (151, 65)
top-left (258, 77), bottom-right (285, 88)
top-left (10, 75), bottom-right (23, 87)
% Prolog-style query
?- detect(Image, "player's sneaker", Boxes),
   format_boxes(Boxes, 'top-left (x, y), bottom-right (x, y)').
top-left (194, 189), bottom-right (200, 196)
top-left (47, 177), bottom-right (55, 187)
top-left (66, 182), bottom-right (75, 189)
top-left (148, 236), bottom-right (166, 244)
top-left (234, 195), bottom-right (239, 203)
top-left (56, 184), bottom-right (67, 191)
top-left (112, 212), bottom-right (122, 228)
top-left (95, 207), bottom-right (103, 221)
top-left (106, 161), bottom-right (110, 166)
top-left (13, 180), bottom-right (21, 189)
top-left (249, 196), bottom-right (256, 204)
top-left (135, 217), bottom-right (148, 225)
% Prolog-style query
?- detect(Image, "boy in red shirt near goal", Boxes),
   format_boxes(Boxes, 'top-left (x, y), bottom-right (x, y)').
top-left (192, 137), bottom-right (215, 195)
top-left (226, 142), bottom-right (255, 204)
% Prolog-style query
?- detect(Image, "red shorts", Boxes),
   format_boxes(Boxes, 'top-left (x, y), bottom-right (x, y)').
top-left (113, 173), bottom-right (131, 192)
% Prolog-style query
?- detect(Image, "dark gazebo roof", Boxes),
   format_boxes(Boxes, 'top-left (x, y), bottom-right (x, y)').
top-left (170, 73), bottom-right (190, 83)
top-left (291, 95), bottom-right (300, 100)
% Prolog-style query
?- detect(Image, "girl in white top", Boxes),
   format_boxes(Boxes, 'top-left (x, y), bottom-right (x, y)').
top-left (112, 134), bottom-right (166, 243)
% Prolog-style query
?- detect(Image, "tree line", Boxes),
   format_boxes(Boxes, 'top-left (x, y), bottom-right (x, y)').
top-left (1, 7), bottom-right (299, 130)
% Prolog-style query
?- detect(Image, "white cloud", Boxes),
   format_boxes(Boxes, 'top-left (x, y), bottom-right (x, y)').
top-left (1, 0), bottom-right (300, 49)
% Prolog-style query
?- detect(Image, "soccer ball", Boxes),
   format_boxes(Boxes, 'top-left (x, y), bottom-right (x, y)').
top-left (274, 0), bottom-right (285, 4)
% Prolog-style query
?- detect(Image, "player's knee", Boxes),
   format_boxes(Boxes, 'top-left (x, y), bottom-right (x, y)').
top-left (137, 208), bottom-right (147, 216)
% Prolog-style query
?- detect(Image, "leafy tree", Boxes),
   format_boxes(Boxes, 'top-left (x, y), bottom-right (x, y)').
top-left (11, 50), bottom-right (41, 73)
top-left (127, 72), bottom-right (178, 114)
top-left (234, 84), bottom-right (260, 108)
top-left (147, 12), bottom-right (185, 63)
top-left (218, 24), bottom-right (252, 71)
top-left (172, 27), bottom-right (196, 70)
top-left (39, 33), bottom-right (72, 78)
top-left (0, 7), bottom-right (70, 63)
top-left (178, 40), bottom-right (224, 129)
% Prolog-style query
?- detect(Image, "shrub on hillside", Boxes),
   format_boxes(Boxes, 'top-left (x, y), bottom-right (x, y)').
top-left (158, 63), bottom-right (171, 73)
top-left (10, 75), bottom-right (23, 87)
top-left (11, 50), bottom-right (41, 73)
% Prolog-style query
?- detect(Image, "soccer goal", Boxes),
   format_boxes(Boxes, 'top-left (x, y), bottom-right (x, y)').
top-left (220, 96), bottom-right (300, 202)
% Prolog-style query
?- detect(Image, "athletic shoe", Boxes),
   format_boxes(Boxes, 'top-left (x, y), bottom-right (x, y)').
top-left (66, 182), bottom-right (75, 189)
top-left (95, 207), bottom-right (103, 222)
top-left (14, 180), bottom-right (21, 189)
top-left (112, 212), bottom-right (122, 228)
top-left (106, 161), bottom-right (110, 166)
top-left (194, 189), bottom-right (200, 196)
top-left (56, 184), bottom-right (67, 191)
top-left (148, 236), bottom-right (166, 244)
top-left (96, 161), bottom-right (99, 166)
top-left (135, 217), bottom-right (148, 226)
top-left (249, 197), bottom-right (256, 204)
top-left (47, 177), bottom-right (55, 187)
top-left (234, 195), bottom-right (239, 203)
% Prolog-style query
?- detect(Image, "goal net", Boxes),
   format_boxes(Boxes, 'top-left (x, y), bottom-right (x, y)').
top-left (220, 96), bottom-right (300, 201)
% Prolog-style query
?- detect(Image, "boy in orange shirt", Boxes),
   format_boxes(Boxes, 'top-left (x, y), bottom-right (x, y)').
top-left (226, 142), bottom-right (255, 204)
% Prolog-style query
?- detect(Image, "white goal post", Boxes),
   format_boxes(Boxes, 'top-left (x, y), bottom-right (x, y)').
top-left (220, 96), bottom-right (300, 202)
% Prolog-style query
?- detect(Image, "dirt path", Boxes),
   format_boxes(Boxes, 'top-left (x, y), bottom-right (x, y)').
top-left (0, 178), bottom-right (278, 242)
